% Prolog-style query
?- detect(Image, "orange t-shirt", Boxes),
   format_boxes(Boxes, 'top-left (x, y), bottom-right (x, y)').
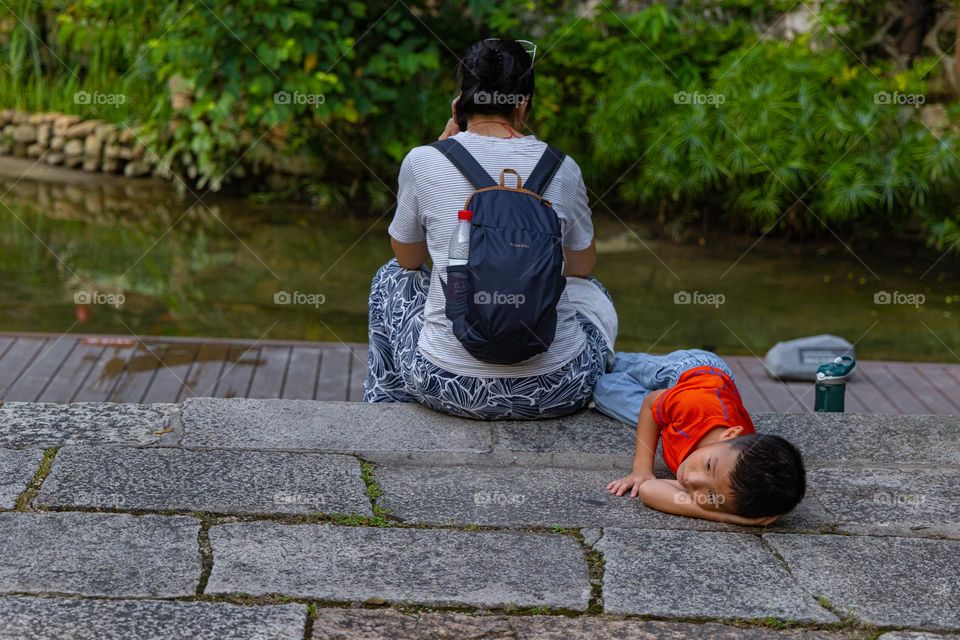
top-left (652, 366), bottom-right (755, 473)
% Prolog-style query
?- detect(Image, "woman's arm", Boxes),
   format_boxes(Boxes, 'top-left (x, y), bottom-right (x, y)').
top-left (392, 238), bottom-right (428, 269)
top-left (564, 240), bottom-right (596, 277)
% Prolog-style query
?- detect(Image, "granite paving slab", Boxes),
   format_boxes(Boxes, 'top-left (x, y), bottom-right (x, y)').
top-left (0, 512), bottom-right (201, 597)
top-left (36, 447), bottom-right (371, 516)
top-left (181, 399), bottom-right (491, 458)
top-left (879, 634), bottom-right (960, 640)
top-left (596, 529), bottom-right (836, 622)
top-left (809, 468), bottom-right (960, 538)
top-left (310, 607), bottom-right (849, 639)
top-left (493, 411), bottom-right (635, 468)
top-left (207, 522), bottom-right (590, 610)
top-left (0, 402), bottom-right (176, 448)
top-left (494, 411), bottom-right (960, 469)
top-left (0, 597), bottom-right (306, 640)
top-left (757, 414), bottom-right (960, 468)
top-left (765, 533), bottom-right (960, 629)
top-left (878, 631), bottom-right (960, 640)
top-left (375, 464), bottom-right (832, 532)
top-left (0, 449), bottom-right (42, 508)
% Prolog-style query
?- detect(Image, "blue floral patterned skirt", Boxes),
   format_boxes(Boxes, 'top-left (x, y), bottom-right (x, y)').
top-left (363, 259), bottom-right (610, 420)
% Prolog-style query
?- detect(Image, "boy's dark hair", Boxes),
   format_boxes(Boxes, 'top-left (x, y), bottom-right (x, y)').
top-left (728, 434), bottom-right (806, 518)
top-left (456, 39), bottom-right (534, 126)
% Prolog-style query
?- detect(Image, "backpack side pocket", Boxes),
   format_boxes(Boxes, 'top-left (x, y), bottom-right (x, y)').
top-left (444, 264), bottom-right (471, 327)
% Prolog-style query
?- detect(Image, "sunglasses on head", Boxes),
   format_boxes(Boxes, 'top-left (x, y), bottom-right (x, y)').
top-left (483, 38), bottom-right (537, 64)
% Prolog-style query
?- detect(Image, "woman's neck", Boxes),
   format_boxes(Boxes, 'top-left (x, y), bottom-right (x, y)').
top-left (466, 116), bottom-right (523, 139)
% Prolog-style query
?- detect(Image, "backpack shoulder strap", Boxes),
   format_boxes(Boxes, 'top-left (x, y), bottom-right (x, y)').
top-left (429, 139), bottom-right (496, 189)
top-left (524, 145), bottom-right (566, 196)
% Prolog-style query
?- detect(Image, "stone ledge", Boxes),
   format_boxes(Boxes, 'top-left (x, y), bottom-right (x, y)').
top-left (0, 597), bottom-right (307, 640)
top-left (0, 403), bottom-right (176, 448)
top-left (0, 449), bottom-right (44, 508)
top-left (206, 522), bottom-right (591, 611)
top-left (596, 529), bottom-right (837, 623)
top-left (375, 463), bottom-right (833, 533)
top-left (35, 447), bottom-right (372, 517)
top-left (0, 512), bottom-right (201, 597)
top-left (765, 533), bottom-right (960, 630)
top-left (310, 608), bottom-right (846, 639)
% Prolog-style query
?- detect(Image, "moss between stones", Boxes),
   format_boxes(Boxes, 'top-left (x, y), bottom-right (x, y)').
top-left (14, 447), bottom-right (58, 511)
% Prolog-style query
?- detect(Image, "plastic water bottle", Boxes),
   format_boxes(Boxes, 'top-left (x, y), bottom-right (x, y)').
top-left (448, 210), bottom-right (473, 266)
top-left (814, 355), bottom-right (857, 412)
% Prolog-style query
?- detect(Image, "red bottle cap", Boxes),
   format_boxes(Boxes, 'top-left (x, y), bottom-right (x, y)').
top-left (458, 210), bottom-right (473, 220)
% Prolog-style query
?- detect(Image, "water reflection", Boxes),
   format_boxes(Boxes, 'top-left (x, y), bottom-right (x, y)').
top-left (1, 166), bottom-right (958, 362)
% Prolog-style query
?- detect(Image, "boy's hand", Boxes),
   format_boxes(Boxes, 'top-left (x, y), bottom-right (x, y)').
top-left (607, 472), bottom-right (656, 497)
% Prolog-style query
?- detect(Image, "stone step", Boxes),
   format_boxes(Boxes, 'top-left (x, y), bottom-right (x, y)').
top-left (375, 463), bottom-right (832, 533)
top-left (0, 402), bottom-right (176, 448)
top-left (596, 529), bottom-right (837, 623)
top-left (765, 533), bottom-right (960, 630)
top-left (0, 598), bottom-right (306, 640)
top-left (206, 522), bottom-right (591, 611)
top-left (3, 399), bottom-right (958, 470)
top-left (308, 608), bottom-right (846, 639)
top-left (0, 449), bottom-right (43, 508)
top-left (0, 512), bottom-right (200, 597)
top-left (374, 463), bottom-right (958, 539)
top-left (178, 398), bottom-right (960, 469)
top-left (35, 447), bottom-right (372, 517)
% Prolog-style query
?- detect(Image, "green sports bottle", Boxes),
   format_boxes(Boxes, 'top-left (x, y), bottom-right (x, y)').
top-left (814, 356), bottom-right (857, 412)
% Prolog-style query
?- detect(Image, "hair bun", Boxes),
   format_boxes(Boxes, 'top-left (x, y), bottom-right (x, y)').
top-left (479, 44), bottom-right (503, 82)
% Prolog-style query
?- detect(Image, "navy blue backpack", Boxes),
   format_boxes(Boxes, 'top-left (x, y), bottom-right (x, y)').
top-left (432, 138), bottom-right (567, 365)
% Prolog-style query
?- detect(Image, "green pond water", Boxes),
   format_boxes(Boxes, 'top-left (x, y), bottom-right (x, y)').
top-left (2, 169), bottom-right (959, 363)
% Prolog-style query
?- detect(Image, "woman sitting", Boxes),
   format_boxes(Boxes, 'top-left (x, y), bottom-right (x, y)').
top-left (364, 38), bottom-right (617, 420)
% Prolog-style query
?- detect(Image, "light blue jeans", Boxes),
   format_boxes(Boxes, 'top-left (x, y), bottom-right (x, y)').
top-left (592, 349), bottom-right (734, 427)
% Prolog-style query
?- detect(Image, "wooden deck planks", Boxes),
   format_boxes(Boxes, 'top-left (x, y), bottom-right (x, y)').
top-left (315, 346), bottom-right (351, 401)
top-left (282, 346), bottom-right (322, 400)
top-left (35, 341), bottom-right (103, 403)
top-left (72, 342), bottom-right (133, 402)
top-left (728, 357), bottom-right (808, 414)
top-left (0, 332), bottom-right (956, 413)
top-left (141, 342), bottom-right (199, 404)
top-left (0, 337), bottom-right (48, 400)
top-left (179, 343), bottom-right (230, 401)
top-left (107, 343), bottom-right (167, 403)
top-left (869, 362), bottom-right (937, 415)
top-left (348, 346), bottom-right (368, 401)
top-left (846, 365), bottom-right (902, 414)
top-left (2, 337), bottom-right (76, 402)
top-left (247, 345), bottom-right (291, 399)
top-left (726, 358), bottom-right (774, 414)
top-left (212, 344), bottom-right (260, 399)
top-left (911, 363), bottom-right (960, 413)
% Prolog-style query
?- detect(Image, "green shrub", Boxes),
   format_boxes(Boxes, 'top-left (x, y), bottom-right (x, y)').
top-left (541, 4), bottom-right (960, 248)
top-left (2, 1), bottom-right (960, 253)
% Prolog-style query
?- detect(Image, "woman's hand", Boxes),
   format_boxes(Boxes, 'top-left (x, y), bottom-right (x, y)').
top-left (438, 96), bottom-right (461, 141)
top-left (607, 471), bottom-right (656, 497)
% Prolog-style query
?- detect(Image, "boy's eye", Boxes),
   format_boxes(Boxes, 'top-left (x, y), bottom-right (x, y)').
top-left (706, 458), bottom-right (711, 471)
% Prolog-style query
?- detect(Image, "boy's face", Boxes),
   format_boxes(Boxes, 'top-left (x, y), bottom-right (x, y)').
top-left (675, 429), bottom-right (744, 513)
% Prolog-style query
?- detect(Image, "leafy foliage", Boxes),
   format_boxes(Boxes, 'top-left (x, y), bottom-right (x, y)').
top-left (2, 1), bottom-right (960, 251)
top-left (539, 4), bottom-right (960, 249)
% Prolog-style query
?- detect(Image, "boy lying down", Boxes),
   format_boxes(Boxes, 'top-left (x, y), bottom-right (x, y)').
top-left (594, 350), bottom-right (806, 526)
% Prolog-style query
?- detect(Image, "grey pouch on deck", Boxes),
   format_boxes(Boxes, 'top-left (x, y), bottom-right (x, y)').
top-left (764, 334), bottom-right (855, 382)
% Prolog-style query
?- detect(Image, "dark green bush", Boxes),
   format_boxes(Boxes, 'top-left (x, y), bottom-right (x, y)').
top-left (2, 1), bottom-right (960, 251)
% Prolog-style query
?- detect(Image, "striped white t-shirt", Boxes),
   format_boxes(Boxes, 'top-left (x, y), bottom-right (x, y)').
top-left (388, 131), bottom-right (594, 378)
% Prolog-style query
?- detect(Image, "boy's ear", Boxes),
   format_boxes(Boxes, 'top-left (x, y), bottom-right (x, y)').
top-left (718, 425), bottom-right (745, 441)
